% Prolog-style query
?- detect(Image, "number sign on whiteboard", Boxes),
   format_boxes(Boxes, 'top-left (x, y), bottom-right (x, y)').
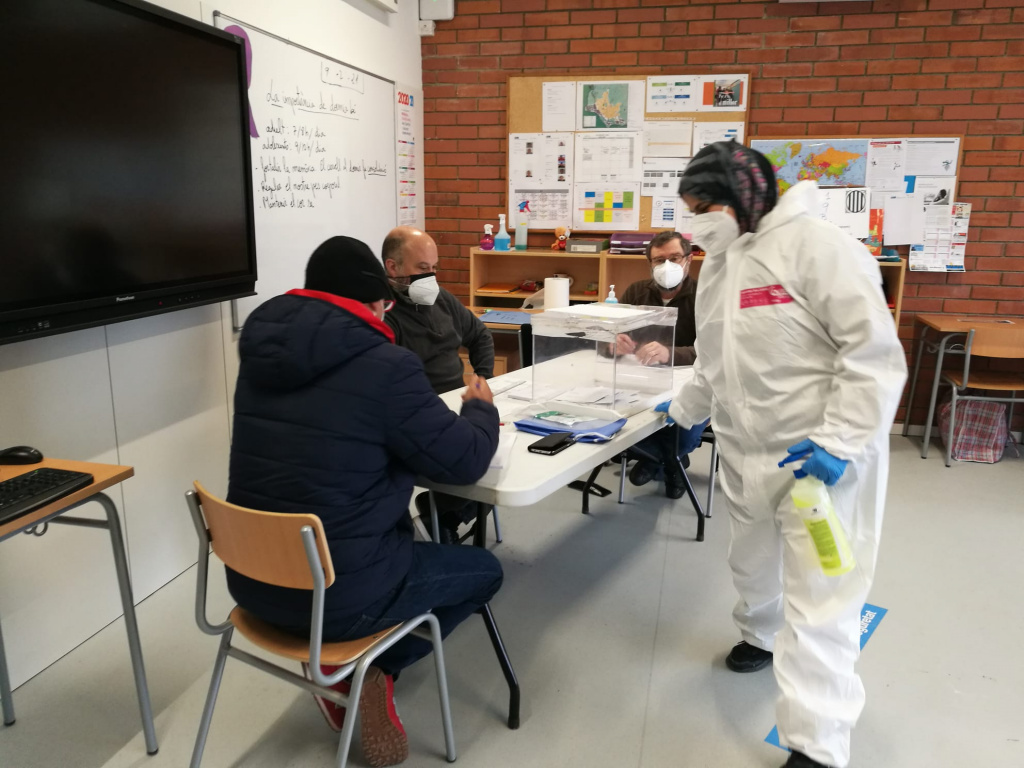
top-left (214, 13), bottom-right (398, 324)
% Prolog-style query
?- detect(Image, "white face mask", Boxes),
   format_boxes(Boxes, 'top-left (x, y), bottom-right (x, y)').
top-left (690, 210), bottom-right (740, 255)
top-left (407, 273), bottom-right (439, 306)
top-left (652, 260), bottom-right (685, 290)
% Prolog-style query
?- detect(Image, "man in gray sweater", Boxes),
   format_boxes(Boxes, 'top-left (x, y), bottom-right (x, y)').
top-left (383, 226), bottom-right (494, 395)
top-left (383, 226), bottom-right (495, 542)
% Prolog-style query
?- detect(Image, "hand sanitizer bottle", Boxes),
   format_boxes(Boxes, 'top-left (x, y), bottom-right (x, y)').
top-left (515, 215), bottom-right (529, 250)
top-left (494, 214), bottom-right (511, 252)
top-left (605, 284), bottom-right (618, 303)
top-left (480, 223), bottom-right (494, 251)
top-left (789, 475), bottom-right (855, 576)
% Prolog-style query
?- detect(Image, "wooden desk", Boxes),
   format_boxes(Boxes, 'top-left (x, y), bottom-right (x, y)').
top-left (902, 315), bottom-right (1021, 457)
top-left (0, 459), bottom-right (158, 755)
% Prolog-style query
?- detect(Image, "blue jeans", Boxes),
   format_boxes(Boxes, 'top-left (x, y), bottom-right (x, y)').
top-left (287, 542), bottom-right (503, 675)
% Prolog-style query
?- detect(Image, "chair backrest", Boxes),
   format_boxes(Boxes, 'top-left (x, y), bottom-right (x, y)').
top-left (966, 325), bottom-right (1024, 360)
top-left (192, 481), bottom-right (335, 590)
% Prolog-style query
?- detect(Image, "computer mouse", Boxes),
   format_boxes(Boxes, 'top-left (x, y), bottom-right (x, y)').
top-left (0, 445), bottom-right (44, 465)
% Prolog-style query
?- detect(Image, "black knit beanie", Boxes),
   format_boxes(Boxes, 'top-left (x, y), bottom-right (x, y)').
top-left (304, 236), bottom-right (390, 302)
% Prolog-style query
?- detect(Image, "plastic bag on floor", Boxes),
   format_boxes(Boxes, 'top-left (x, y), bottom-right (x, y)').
top-left (938, 399), bottom-right (1008, 463)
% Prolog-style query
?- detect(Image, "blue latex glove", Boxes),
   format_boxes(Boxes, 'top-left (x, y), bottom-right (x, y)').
top-left (778, 439), bottom-right (848, 486)
top-left (654, 400), bottom-right (674, 425)
top-left (680, 419), bottom-right (710, 455)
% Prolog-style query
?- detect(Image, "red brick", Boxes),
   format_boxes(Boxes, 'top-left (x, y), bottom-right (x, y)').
top-left (1006, 73), bottom-right (1024, 87)
top-left (639, 51), bottom-right (686, 66)
top-left (787, 47), bottom-right (841, 62)
top-left (792, 16), bottom-right (843, 31)
top-left (457, 28), bottom-right (501, 42)
top-left (666, 5), bottom-right (716, 22)
top-left (943, 300), bottom-right (999, 314)
top-left (765, 2), bottom-right (817, 17)
top-left (924, 26), bottom-right (982, 42)
top-left (921, 58), bottom-right (978, 74)
top-left (863, 91), bottom-right (915, 106)
top-left (690, 20), bottom-right (739, 35)
top-left (787, 77), bottom-right (840, 92)
top-left (894, 42), bottom-right (950, 57)
top-left (890, 106), bottom-right (944, 120)
top-left (919, 90), bottom-right (974, 105)
top-left (461, 0), bottom-right (501, 11)
top-left (617, 37), bottom-right (661, 52)
top-left (766, 32), bottom-right (820, 47)
top-left (836, 106), bottom-right (889, 120)
top-left (815, 61), bottom-right (867, 76)
top-left (915, 285), bottom-right (973, 299)
top-left (478, 13), bottom-right (523, 28)
top-left (990, 167), bottom-right (1024, 181)
top-left (479, 41), bottom-right (523, 55)
top-left (783, 107), bottom-right (837, 122)
top-left (842, 12), bottom-right (896, 28)
top-left (809, 121), bottom-right (861, 135)
top-left (892, 74), bottom-right (946, 89)
top-left (545, 25), bottom-right (593, 39)
top-left (591, 52), bottom-right (638, 66)
top-left (837, 75), bottom-right (893, 91)
top-left (870, 28), bottom-right (925, 43)
top-left (715, 34), bottom-right (765, 49)
top-left (997, 301), bottom-right (1024, 315)
top-left (570, 38), bottom-right (615, 53)
top-left (961, 181), bottom-right (1017, 196)
top-left (751, 108), bottom-right (785, 123)
top-left (817, 30), bottom-right (870, 46)
top-left (898, 10), bottom-right (955, 26)
top-left (867, 60), bottom-right (921, 75)
top-left (690, 50), bottom-right (738, 64)
top-left (501, 27), bottom-right (546, 41)
top-left (570, 10), bottom-right (616, 24)
top-left (541, 53), bottom-right (591, 67)
top-left (978, 56), bottom-right (1024, 71)
top-left (524, 40), bottom-right (568, 54)
top-left (715, 4), bottom-right (765, 19)
top-left (858, 121), bottom-right (915, 134)
top-left (524, 11), bottom-right (569, 25)
top-left (764, 63), bottom-right (815, 78)
top-left (738, 19), bottom-right (788, 34)
top-left (617, 9), bottom-right (665, 23)
top-left (1003, 273), bottom-right (1024, 286)
top-left (999, 104), bottom-right (1024, 119)
top-left (968, 119), bottom-right (1024, 134)
top-left (955, 9), bottom-right (1013, 24)
top-left (949, 73), bottom-right (1002, 88)
top-left (951, 41), bottom-right (1007, 56)
top-left (591, 22), bottom-right (636, 37)
top-left (840, 44), bottom-right (897, 59)
top-left (738, 49), bottom-right (788, 63)
top-left (977, 89), bottom-right (1024, 104)
top-left (995, 136), bottom-right (1024, 150)
top-left (546, 0), bottom-right (593, 8)
top-left (810, 92), bottom-right (863, 107)
top-left (911, 120), bottom-right (969, 133)
top-left (501, 0), bottom-right (543, 9)
top-left (959, 272), bottom-right (1004, 285)
top-left (761, 93), bottom-right (812, 108)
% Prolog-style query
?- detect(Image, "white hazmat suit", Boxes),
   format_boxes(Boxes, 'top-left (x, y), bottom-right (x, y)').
top-left (670, 180), bottom-right (907, 767)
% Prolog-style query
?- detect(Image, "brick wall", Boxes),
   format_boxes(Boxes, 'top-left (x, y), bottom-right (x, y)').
top-left (422, 0), bottom-right (1024, 426)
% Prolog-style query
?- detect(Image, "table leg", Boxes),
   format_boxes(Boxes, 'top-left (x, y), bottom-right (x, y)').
top-left (618, 455), bottom-right (627, 504)
top-left (675, 457), bottom-right (705, 543)
top-left (479, 604), bottom-right (520, 730)
top-left (0, 613), bottom-right (15, 726)
top-left (95, 492), bottom-right (159, 755)
top-left (921, 337), bottom-right (951, 460)
top-left (902, 328), bottom-right (929, 437)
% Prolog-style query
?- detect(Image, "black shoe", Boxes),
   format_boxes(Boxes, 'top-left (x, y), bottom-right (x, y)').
top-left (782, 751), bottom-right (833, 768)
top-left (663, 458), bottom-right (687, 500)
top-left (414, 493), bottom-right (460, 545)
top-left (725, 641), bottom-right (773, 673)
top-left (629, 460), bottom-right (657, 487)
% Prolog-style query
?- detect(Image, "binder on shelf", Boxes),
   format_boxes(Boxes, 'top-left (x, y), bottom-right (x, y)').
top-left (477, 282), bottom-right (522, 294)
top-left (609, 232), bottom-right (654, 255)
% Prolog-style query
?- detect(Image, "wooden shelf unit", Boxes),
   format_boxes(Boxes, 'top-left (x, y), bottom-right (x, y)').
top-left (468, 247), bottom-right (906, 325)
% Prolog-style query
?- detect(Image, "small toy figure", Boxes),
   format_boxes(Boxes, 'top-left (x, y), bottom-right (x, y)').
top-left (551, 226), bottom-right (571, 250)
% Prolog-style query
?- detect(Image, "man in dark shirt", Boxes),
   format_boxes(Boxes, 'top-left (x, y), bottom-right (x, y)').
top-left (383, 226), bottom-right (494, 395)
top-left (615, 231), bottom-right (699, 499)
top-left (383, 226), bottom-right (495, 542)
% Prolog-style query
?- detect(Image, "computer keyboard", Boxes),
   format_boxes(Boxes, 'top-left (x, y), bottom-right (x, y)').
top-left (0, 467), bottom-right (95, 527)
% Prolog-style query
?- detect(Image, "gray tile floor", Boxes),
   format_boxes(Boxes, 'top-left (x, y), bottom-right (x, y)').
top-left (2, 437), bottom-right (1022, 768)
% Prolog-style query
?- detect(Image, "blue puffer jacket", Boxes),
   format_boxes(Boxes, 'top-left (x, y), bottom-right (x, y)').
top-left (226, 289), bottom-right (499, 627)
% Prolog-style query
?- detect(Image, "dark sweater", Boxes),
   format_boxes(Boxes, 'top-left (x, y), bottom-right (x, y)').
top-left (226, 290), bottom-right (499, 627)
top-left (620, 277), bottom-right (698, 365)
top-left (386, 286), bottom-right (495, 394)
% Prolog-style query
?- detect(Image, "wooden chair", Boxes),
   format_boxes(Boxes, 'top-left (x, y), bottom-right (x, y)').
top-left (184, 482), bottom-right (456, 768)
top-left (940, 326), bottom-right (1024, 467)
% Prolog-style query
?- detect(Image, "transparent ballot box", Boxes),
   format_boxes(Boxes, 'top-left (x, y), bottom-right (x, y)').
top-left (530, 303), bottom-right (677, 420)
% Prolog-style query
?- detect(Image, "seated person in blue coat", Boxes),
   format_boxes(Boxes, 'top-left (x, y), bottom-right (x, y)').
top-left (227, 236), bottom-right (502, 767)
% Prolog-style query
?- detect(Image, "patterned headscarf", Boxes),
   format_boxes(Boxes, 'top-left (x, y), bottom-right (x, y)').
top-left (678, 141), bottom-right (778, 234)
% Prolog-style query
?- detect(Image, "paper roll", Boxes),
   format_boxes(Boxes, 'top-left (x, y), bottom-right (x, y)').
top-left (544, 277), bottom-right (570, 309)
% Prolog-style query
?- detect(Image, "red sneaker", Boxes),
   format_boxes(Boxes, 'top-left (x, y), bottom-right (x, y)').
top-left (359, 666), bottom-right (408, 767)
top-left (301, 663), bottom-right (351, 732)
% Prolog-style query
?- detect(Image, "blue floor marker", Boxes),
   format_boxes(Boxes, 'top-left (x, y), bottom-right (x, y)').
top-left (765, 604), bottom-right (888, 751)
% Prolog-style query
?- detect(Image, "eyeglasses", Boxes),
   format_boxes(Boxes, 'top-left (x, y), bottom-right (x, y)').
top-left (650, 254), bottom-right (689, 267)
top-left (382, 300), bottom-right (395, 313)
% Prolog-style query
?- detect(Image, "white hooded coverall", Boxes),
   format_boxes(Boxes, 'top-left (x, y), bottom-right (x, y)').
top-left (669, 181), bottom-right (907, 767)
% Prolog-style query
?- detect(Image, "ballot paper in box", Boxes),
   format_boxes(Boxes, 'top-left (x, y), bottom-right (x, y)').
top-left (529, 303), bottom-right (677, 420)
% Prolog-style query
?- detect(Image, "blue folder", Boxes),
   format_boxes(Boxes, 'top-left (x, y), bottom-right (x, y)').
top-left (514, 415), bottom-right (627, 443)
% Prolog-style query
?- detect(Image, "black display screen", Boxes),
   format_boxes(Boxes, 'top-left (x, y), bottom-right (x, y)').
top-left (0, 0), bottom-right (256, 321)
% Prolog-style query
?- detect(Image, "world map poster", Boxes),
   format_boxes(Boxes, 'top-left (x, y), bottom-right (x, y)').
top-left (580, 82), bottom-right (630, 129)
top-left (751, 139), bottom-right (870, 195)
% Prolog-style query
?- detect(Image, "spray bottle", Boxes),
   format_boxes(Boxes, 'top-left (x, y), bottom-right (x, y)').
top-left (515, 214), bottom-right (530, 250)
top-left (480, 223), bottom-right (494, 251)
top-left (494, 214), bottom-right (511, 252)
top-left (787, 473), bottom-right (856, 577)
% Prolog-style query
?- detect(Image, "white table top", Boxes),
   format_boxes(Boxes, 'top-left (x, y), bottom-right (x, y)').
top-left (418, 365), bottom-right (694, 507)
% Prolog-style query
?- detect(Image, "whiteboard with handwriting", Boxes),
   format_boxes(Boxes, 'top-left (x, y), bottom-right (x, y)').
top-left (215, 14), bottom-right (396, 323)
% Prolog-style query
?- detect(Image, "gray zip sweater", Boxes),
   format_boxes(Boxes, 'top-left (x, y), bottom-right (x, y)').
top-left (385, 286), bottom-right (495, 394)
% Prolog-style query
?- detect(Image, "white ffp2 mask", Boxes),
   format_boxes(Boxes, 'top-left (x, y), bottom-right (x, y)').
top-left (652, 260), bottom-right (685, 290)
top-left (408, 273), bottom-right (439, 306)
top-left (690, 210), bottom-right (740, 256)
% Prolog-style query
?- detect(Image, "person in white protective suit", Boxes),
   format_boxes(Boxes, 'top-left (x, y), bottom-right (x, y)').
top-left (665, 142), bottom-right (907, 768)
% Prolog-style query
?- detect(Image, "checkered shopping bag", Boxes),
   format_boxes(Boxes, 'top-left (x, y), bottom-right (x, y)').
top-left (938, 399), bottom-right (1009, 463)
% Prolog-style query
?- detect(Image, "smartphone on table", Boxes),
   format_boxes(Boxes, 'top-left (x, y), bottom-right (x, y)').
top-left (527, 432), bottom-right (575, 456)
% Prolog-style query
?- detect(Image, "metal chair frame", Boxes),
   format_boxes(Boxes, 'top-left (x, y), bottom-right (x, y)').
top-left (184, 489), bottom-right (457, 768)
top-left (940, 328), bottom-right (1023, 468)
